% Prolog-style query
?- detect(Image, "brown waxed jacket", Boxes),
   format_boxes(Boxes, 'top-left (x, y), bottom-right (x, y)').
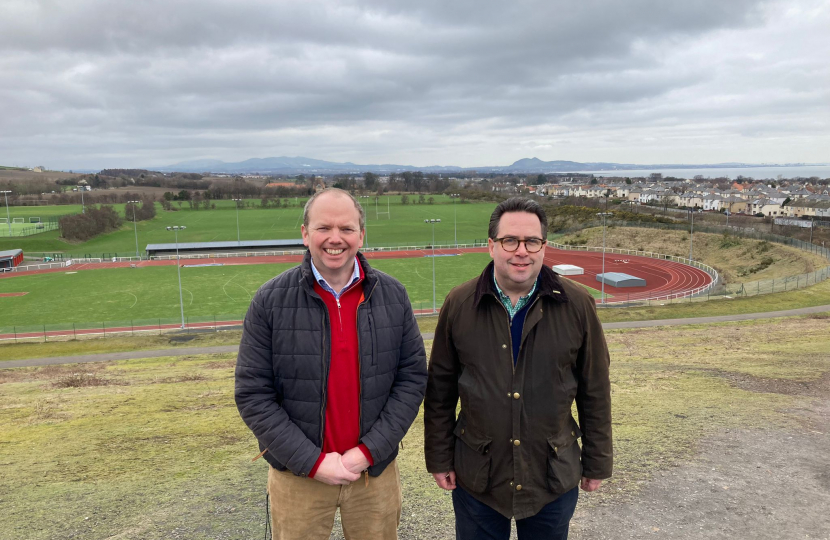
top-left (424, 262), bottom-right (612, 520)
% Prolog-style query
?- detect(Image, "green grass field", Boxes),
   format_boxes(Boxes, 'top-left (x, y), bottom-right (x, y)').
top-left (0, 253), bottom-right (495, 330)
top-left (0, 198), bottom-right (497, 256)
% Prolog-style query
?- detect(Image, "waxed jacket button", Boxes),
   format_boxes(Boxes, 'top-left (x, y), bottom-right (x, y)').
top-left (501, 344), bottom-right (507, 349)
top-left (516, 484), bottom-right (522, 491)
top-left (513, 439), bottom-right (521, 447)
top-left (571, 430), bottom-right (575, 437)
top-left (513, 392), bottom-right (520, 400)
top-left (461, 429), bottom-right (465, 435)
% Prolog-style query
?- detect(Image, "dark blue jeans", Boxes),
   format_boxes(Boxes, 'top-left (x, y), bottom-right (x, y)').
top-left (452, 485), bottom-right (579, 540)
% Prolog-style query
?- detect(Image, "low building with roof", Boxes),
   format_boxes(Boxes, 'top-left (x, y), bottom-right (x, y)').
top-left (0, 249), bottom-right (24, 270)
top-left (144, 239), bottom-right (305, 258)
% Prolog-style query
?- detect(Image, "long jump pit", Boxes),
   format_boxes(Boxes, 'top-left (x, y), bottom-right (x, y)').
top-left (0, 292), bottom-right (28, 297)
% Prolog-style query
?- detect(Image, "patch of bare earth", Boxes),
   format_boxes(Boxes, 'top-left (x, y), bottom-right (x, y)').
top-left (570, 370), bottom-right (830, 539)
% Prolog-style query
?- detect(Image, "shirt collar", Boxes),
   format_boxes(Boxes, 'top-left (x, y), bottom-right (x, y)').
top-left (310, 256), bottom-right (361, 299)
top-left (493, 270), bottom-right (538, 320)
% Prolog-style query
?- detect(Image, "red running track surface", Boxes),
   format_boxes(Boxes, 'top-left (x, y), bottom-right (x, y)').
top-left (1, 247), bottom-right (712, 304)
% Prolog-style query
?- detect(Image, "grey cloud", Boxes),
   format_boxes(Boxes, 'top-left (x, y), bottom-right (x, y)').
top-left (0, 0), bottom-right (826, 169)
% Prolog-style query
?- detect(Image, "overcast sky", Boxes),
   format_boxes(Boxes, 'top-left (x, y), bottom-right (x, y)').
top-left (1, 0), bottom-right (828, 170)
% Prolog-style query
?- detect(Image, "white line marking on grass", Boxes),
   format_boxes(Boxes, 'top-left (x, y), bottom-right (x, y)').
top-left (182, 287), bottom-right (194, 305)
top-left (414, 268), bottom-right (431, 282)
top-left (294, 211), bottom-right (303, 228)
top-left (222, 278), bottom-right (236, 301)
top-left (127, 292), bottom-right (138, 308)
top-left (232, 282), bottom-right (252, 301)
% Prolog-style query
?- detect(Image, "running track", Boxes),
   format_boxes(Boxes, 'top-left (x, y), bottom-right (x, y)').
top-left (1, 248), bottom-right (713, 340)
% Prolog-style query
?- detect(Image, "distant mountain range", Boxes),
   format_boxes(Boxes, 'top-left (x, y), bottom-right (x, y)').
top-left (152, 156), bottom-right (817, 175)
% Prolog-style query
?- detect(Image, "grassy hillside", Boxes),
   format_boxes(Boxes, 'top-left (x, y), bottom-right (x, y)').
top-left (1, 317), bottom-right (826, 538)
top-left (559, 227), bottom-right (829, 284)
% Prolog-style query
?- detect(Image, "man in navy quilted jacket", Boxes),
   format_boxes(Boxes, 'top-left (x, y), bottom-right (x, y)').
top-left (235, 188), bottom-right (427, 540)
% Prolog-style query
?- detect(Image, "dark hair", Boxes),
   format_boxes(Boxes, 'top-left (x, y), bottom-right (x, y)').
top-left (488, 197), bottom-right (548, 239)
top-left (303, 188), bottom-right (366, 230)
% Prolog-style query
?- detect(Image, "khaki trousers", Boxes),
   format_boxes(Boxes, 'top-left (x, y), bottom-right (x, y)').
top-left (267, 460), bottom-right (402, 540)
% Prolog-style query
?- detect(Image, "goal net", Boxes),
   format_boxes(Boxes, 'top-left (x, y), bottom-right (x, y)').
top-left (12, 218), bottom-right (25, 224)
top-left (29, 217), bottom-right (41, 223)
top-left (0, 218), bottom-right (6, 224)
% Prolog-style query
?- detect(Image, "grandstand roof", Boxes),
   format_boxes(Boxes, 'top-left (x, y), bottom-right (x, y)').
top-left (0, 249), bottom-right (23, 259)
top-left (144, 239), bottom-right (304, 253)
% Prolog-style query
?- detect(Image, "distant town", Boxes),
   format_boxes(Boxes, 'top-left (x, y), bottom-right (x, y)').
top-left (1, 165), bottom-right (829, 220)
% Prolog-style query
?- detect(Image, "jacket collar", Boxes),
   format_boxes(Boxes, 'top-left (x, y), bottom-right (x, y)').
top-left (473, 261), bottom-right (569, 309)
top-left (300, 250), bottom-right (378, 295)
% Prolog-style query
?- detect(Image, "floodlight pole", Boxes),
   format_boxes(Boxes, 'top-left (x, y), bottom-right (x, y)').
top-left (597, 212), bottom-right (613, 305)
top-left (167, 226), bottom-right (187, 329)
top-left (359, 196), bottom-right (370, 248)
top-left (450, 193), bottom-right (460, 247)
top-left (424, 219), bottom-right (441, 313)
top-left (232, 198), bottom-right (242, 245)
top-left (128, 200), bottom-right (140, 258)
top-left (689, 209), bottom-right (694, 262)
top-left (1, 191), bottom-right (11, 235)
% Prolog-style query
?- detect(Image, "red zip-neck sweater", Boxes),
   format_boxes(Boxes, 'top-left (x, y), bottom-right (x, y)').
top-left (308, 263), bottom-right (374, 478)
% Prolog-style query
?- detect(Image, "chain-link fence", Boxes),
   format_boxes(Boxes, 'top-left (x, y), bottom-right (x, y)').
top-left (0, 314), bottom-right (247, 343)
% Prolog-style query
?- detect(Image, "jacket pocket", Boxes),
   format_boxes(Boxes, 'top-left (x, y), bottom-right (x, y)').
top-left (453, 417), bottom-right (492, 494)
top-left (546, 422), bottom-right (583, 494)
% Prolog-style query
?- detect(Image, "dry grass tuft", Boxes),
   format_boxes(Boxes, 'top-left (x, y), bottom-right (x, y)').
top-left (52, 372), bottom-right (127, 388)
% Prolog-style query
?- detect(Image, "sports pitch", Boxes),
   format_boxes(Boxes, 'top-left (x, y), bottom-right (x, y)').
top-left (0, 251), bottom-right (606, 330)
top-left (0, 253), bottom-right (494, 329)
top-left (0, 196), bottom-right (496, 256)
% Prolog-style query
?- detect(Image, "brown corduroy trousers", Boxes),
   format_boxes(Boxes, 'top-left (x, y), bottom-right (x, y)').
top-left (267, 460), bottom-right (402, 540)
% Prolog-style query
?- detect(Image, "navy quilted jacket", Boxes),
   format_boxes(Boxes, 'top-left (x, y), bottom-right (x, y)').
top-left (235, 251), bottom-right (427, 477)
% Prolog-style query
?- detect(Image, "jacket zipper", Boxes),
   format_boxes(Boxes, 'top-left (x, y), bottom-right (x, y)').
top-left (320, 281), bottom-right (357, 445)
top-left (355, 279), bottom-right (379, 462)
top-left (319, 307), bottom-right (329, 445)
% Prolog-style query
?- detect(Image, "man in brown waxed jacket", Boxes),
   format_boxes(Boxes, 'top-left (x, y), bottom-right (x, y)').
top-left (424, 197), bottom-right (612, 540)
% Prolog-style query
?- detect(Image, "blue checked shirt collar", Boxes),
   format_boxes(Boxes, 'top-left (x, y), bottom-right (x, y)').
top-left (493, 272), bottom-right (538, 320)
top-left (310, 256), bottom-right (361, 299)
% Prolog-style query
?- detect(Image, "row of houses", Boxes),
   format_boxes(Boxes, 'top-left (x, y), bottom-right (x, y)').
top-left (538, 180), bottom-right (830, 219)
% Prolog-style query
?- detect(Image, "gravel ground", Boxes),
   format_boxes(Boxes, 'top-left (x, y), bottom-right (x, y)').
top-left (569, 381), bottom-right (829, 540)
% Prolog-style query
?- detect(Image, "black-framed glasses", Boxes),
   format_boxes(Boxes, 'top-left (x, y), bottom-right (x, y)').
top-left (493, 237), bottom-right (546, 253)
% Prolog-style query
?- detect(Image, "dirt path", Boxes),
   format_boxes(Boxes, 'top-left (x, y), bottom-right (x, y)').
top-left (4, 304), bottom-right (830, 369)
top-left (570, 383), bottom-right (830, 539)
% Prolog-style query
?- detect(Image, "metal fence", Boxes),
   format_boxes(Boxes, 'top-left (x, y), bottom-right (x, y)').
top-left (0, 315), bottom-right (248, 343)
top-left (0, 216), bottom-right (62, 237)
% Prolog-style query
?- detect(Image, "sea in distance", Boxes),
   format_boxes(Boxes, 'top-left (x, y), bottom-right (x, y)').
top-left (586, 164), bottom-right (830, 180)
